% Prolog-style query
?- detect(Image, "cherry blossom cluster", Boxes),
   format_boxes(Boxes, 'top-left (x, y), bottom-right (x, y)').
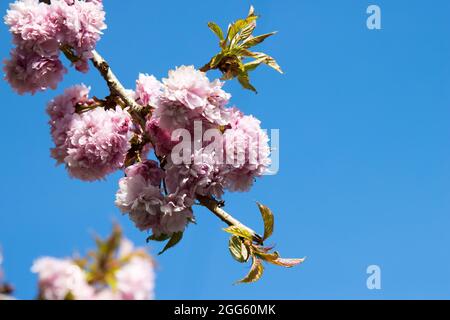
top-left (32, 238), bottom-right (155, 300)
top-left (47, 84), bottom-right (132, 181)
top-left (116, 66), bottom-right (271, 237)
top-left (3, 0), bottom-right (106, 94)
top-left (44, 68), bottom-right (271, 239)
top-left (44, 64), bottom-right (271, 238)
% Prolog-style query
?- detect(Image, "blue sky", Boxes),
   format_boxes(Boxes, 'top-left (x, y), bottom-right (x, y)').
top-left (1, 0), bottom-right (450, 299)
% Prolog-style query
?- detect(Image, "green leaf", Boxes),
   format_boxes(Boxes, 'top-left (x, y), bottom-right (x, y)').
top-left (262, 56), bottom-right (283, 74)
top-left (225, 6), bottom-right (258, 48)
top-left (229, 235), bottom-right (250, 263)
top-left (226, 22), bottom-right (240, 46)
top-left (64, 291), bottom-right (76, 300)
top-left (227, 16), bottom-right (259, 47)
top-left (105, 273), bottom-right (118, 291)
top-left (237, 72), bottom-right (257, 93)
top-left (95, 238), bottom-right (108, 255)
top-left (268, 257), bottom-right (306, 268)
top-left (254, 250), bottom-right (279, 262)
top-left (232, 21), bottom-right (256, 46)
top-left (147, 233), bottom-right (171, 242)
top-left (158, 232), bottom-right (183, 255)
top-left (208, 22), bottom-right (224, 40)
top-left (236, 257), bottom-right (264, 284)
top-left (260, 55), bottom-right (282, 73)
top-left (244, 57), bottom-right (266, 73)
top-left (257, 203), bottom-right (274, 241)
top-left (238, 50), bottom-right (283, 74)
top-left (254, 244), bottom-right (276, 253)
top-left (239, 49), bottom-right (258, 57)
top-left (241, 32), bottom-right (277, 49)
top-left (73, 258), bottom-right (88, 269)
top-left (223, 225), bottom-right (254, 241)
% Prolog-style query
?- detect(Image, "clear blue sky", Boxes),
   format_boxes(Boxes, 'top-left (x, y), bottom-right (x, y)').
top-left (1, 0), bottom-right (450, 299)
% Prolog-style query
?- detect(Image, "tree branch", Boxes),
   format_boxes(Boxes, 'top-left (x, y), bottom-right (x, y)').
top-left (90, 50), bottom-right (144, 113)
top-left (59, 46), bottom-right (145, 114)
top-left (196, 195), bottom-right (263, 244)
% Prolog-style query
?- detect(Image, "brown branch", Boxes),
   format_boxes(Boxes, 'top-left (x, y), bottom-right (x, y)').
top-left (196, 195), bottom-right (263, 244)
top-left (90, 50), bottom-right (144, 113)
top-left (0, 283), bottom-right (13, 296)
top-left (59, 46), bottom-right (145, 114)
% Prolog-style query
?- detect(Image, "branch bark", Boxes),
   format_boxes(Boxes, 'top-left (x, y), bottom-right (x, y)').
top-left (90, 50), bottom-right (144, 113)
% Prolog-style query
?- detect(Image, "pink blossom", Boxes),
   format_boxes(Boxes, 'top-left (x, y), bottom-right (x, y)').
top-left (136, 67), bottom-right (271, 196)
top-left (64, 107), bottom-right (132, 181)
top-left (153, 66), bottom-right (231, 132)
top-left (47, 86), bottom-right (133, 181)
top-left (209, 79), bottom-right (231, 108)
top-left (3, 0), bottom-right (107, 93)
top-left (32, 257), bottom-right (93, 300)
top-left (165, 149), bottom-right (225, 200)
top-left (222, 113), bottom-right (271, 192)
top-left (145, 117), bottom-right (177, 157)
top-left (62, 0), bottom-right (106, 62)
top-left (158, 193), bottom-right (194, 235)
top-left (135, 73), bottom-right (162, 107)
top-left (115, 161), bottom-right (166, 231)
top-left (115, 256), bottom-right (155, 300)
top-left (124, 159), bottom-right (164, 185)
top-left (115, 161), bottom-right (193, 236)
top-left (4, 0), bottom-right (54, 44)
top-left (163, 65), bottom-right (214, 109)
top-left (33, 237), bottom-right (155, 301)
top-left (47, 84), bottom-right (90, 164)
top-left (3, 46), bottom-right (66, 95)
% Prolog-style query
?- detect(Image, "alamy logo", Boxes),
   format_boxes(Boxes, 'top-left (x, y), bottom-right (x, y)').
top-left (170, 121), bottom-right (280, 175)
top-left (366, 265), bottom-right (382, 290)
top-left (367, 5), bottom-right (382, 30)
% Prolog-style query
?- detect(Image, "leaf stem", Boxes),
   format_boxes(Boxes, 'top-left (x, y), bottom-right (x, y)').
top-left (196, 195), bottom-right (263, 244)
